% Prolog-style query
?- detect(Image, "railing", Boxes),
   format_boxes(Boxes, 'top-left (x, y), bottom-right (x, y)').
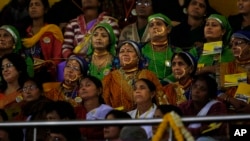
top-left (1, 114), bottom-right (250, 140)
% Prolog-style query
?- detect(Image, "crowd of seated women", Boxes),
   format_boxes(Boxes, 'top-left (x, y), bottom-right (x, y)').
top-left (0, 0), bottom-right (250, 141)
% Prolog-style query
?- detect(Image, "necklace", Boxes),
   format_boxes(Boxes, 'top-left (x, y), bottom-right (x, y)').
top-left (120, 68), bottom-right (139, 86)
top-left (93, 51), bottom-right (109, 56)
top-left (123, 0), bottom-right (135, 22)
top-left (123, 67), bottom-right (138, 73)
top-left (151, 44), bottom-right (169, 79)
top-left (235, 58), bottom-right (250, 65)
top-left (92, 53), bottom-right (111, 72)
top-left (178, 78), bottom-right (193, 90)
top-left (119, 68), bottom-right (139, 111)
top-left (151, 40), bottom-right (168, 46)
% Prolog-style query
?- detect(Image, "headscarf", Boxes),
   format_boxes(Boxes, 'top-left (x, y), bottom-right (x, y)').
top-left (171, 51), bottom-right (197, 76)
top-left (118, 40), bottom-right (141, 58)
top-left (231, 30), bottom-right (250, 42)
top-left (148, 13), bottom-right (172, 27)
top-left (67, 55), bottom-right (89, 76)
top-left (117, 40), bottom-right (145, 69)
top-left (87, 22), bottom-right (117, 56)
top-left (0, 25), bottom-right (22, 53)
top-left (0, 25), bottom-right (34, 77)
top-left (207, 14), bottom-right (232, 44)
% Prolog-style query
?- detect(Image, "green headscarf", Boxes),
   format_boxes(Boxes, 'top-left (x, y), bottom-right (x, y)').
top-left (0, 25), bottom-right (34, 77)
top-left (148, 13), bottom-right (172, 27)
top-left (0, 25), bottom-right (22, 53)
top-left (207, 14), bottom-right (232, 44)
top-left (87, 22), bottom-right (116, 56)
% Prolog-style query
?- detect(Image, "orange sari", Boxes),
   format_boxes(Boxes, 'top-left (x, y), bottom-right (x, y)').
top-left (163, 79), bottom-right (192, 106)
top-left (102, 69), bottom-right (168, 112)
top-left (0, 91), bottom-right (22, 120)
top-left (43, 82), bottom-right (79, 107)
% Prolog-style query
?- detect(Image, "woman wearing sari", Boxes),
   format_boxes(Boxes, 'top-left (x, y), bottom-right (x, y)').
top-left (62, 0), bottom-right (120, 58)
top-left (75, 75), bottom-right (113, 140)
top-left (179, 73), bottom-right (228, 140)
top-left (44, 55), bottom-right (88, 107)
top-left (0, 53), bottom-right (29, 120)
top-left (219, 30), bottom-right (250, 114)
top-left (22, 0), bottom-right (64, 82)
top-left (142, 13), bottom-right (197, 85)
top-left (103, 40), bottom-right (168, 112)
top-left (87, 22), bottom-right (116, 80)
top-left (163, 51), bottom-right (197, 106)
top-left (198, 14), bottom-right (234, 75)
top-left (128, 78), bottom-right (158, 139)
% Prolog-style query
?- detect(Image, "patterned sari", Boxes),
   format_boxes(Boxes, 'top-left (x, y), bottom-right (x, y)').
top-left (102, 69), bottom-right (168, 112)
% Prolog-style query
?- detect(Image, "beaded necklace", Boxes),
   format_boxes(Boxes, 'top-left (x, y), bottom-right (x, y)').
top-left (151, 43), bottom-right (170, 79)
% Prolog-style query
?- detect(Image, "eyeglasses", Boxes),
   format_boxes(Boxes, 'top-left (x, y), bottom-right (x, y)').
top-left (22, 85), bottom-right (37, 92)
top-left (230, 40), bottom-right (248, 47)
top-left (1, 63), bottom-right (13, 70)
top-left (136, 1), bottom-right (152, 7)
top-left (65, 65), bottom-right (80, 72)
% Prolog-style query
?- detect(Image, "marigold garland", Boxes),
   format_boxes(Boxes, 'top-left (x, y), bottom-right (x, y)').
top-left (152, 111), bottom-right (194, 141)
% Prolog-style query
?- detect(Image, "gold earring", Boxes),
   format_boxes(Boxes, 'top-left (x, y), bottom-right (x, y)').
top-left (13, 45), bottom-right (15, 49)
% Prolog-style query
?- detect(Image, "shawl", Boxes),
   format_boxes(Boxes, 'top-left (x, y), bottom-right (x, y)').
top-left (22, 24), bottom-right (64, 48)
top-left (163, 79), bottom-right (192, 106)
top-left (0, 91), bottom-right (22, 120)
top-left (44, 82), bottom-right (79, 107)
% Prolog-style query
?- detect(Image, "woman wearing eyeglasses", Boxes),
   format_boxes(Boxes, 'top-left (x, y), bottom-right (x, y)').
top-left (0, 53), bottom-right (29, 120)
top-left (119, 0), bottom-right (154, 45)
top-left (15, 77), bottom-right (52, 141)
top-left (219, 30), bottom-right (250, 114)
top-left (44, 55), bottom-right (88, 107)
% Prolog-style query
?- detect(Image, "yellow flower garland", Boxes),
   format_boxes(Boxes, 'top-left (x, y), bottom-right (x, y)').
top-left (152, 111), bottom-right (194, 141)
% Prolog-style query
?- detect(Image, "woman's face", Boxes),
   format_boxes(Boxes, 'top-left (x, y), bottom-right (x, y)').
top-left (29, 0), bottom-right (45, 19)
top-left (148, 19), bottom-right (170, 40)
top-left (46, 110), bottom-right (61, 121)
top-left (92, 27), bottom-right (110, 50)
top-left (191, 80), bottom-right (209, 103)
top-left (78, 78), bottom-right (99, 101)
top-left (0, 29), bottom-right (15, 50)
top-left (47, 133), bottom-right (67, 141)
top-left (204, 19), bottom-right (225, 42)
top-left (103, 114), bottom-right (121, 140)
top-left (64, 59), bottom-right (82, 82)
top-left (187, 0), bottom-right (206, 19)
top-left (231, 38), bottom-right (250, 58)
top-left (133, 80), bottom-right (154, 104)
top-left (82, 0), bottom-right (100, 10)
top-left (171, 55), bottom-right (193, 80)
top-left (237, 0), bottom-right (250, 14)
top-left (119, 43), bottom-right (139, 68)
top-left (0, 130), bottom-right (9, 141)
top-left (1, 59), bottom-right (19, 83)
top-left (22, 80), bottom-right (41, 102)
top-left (135, 0), bottom-right (153, 17)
